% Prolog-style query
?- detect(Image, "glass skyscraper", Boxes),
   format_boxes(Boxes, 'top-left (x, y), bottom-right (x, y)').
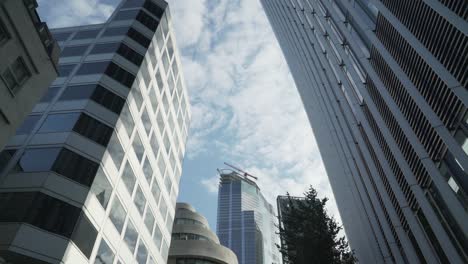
top-left (0, 0), bottom-right (190, 263)
top-left (217, 171), bottom-right (281, 264)
top-left (261, 0), bottom-right (467, 263)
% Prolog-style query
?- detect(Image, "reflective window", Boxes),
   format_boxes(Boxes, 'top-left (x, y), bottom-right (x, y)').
top-left (94, 239), bottom-right (115, 264)
top-left (15, 148), bottom-right (61, 172)
top-left (136, 10), bottom-right (159, 31)
top-left (164, 174), bottom-right (172, 194)
top-left (114, 10), bottom-right (139, 21)
top-left (91, 85), bottom-right (125, 114)
top-left (127, 28), bottom-right (150, 48)
top-left (105, 62), bottom-right (136, 88)
top-left (107, 133), bottom-right (125, 169)
top-left (73, 114), bottom-right (113, 146)
top-left (39, 113), bottom-right (80, 133)
top-left (150, 133), bottom-right (160, 156)
top-left (163, 132), bottom-right (171, 155)
top-left (162, 50), bottom-right (170, 73)
top-left (167, 71), bottom-right (175, 94)
top-left (142, 156), bottom-right (153, 183)
top-left (121, 161), bottom-right (136, 194)
top-left (52, 32), bottom-right (71, 41)
top-left (161, 238), bottom-right (169, 260)
top-left (148, 44), bottom-right (157, 68)
top-left (90, 167), bottom-right (113, 209)
top-left (166, 37), bottom-right (174, 59)
top-left (131, 84), bottom-right (144, 110)
top-left (73, 29), bottom-right (100, 40)
top-left (133, 133), bottom-right (144, 161)
top-left (159, 197), bottom-right (167, 219)
top-left (162, 92), bottom-right (170, 115)
top-left (72, 213), bottom-right (98, 258)
top-left (166, 213), bottom-right (173, 232)
top-left (109, 197), bottom-right (126, 233)
top-left (149, 86), bottom-right (159, 112)
top-left (161, 15), bottom-right (169, 37)
top-left (40, 86), bottom-right (61, 103)
top-left (61, 45), bottom-right (89, 57)
top-left (124, 220), bottom-right (138, 253)
top-left (144, 209), bottom-right (155, 233)
top-left (141, 107), bottom-right (152, 136)
top-left (153, 224), bottom-right (162, 249)
top-left (122, 0), bottom-right (144, 8)
top-left (120, 104), bottom-right (135, 137)
top-left (144, 1), bottom-right (165, 18)
top-left (151, 177), bottom-right (161, 204)
top-left (156, 111), bottom-right (165, 133)
top-left (117, 44), bottom-right (144, 66)
top-left (89, 42), bottom-right (120, 54)
top-left (58, 64), bottom-right (76, 77)
top-left (76, 61), bottom-right (109, 75)
top-left (134, 185), bottom-right (146, 215)
top-left (102, 26), bottom-right (129, 37)
top-left (155, 28), bottom-right (165, 51)
top-left (60, 84), bottom-right (95, 101)
top-left (16, 115), bottom-right (41, 135)
top-left (172, 60), bottom-right (178, 81)
top-left (136, 240), bottom-right (148, 264)
top-left (157, 154), bottom-right (166, 177)
top-left (52, 148), bottom-right (99, 186)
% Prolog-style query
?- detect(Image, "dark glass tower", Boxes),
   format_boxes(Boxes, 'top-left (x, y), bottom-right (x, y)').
top-left (0, 0), bottom-right (191, 263)
top-left (261, 0), bottom-right (467, 263)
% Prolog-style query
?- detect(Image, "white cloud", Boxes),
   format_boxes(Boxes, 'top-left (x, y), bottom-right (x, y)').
top-left (201, 175), bottom-right (220, 193)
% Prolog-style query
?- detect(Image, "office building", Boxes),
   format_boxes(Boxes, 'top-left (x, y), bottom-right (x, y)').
top-left (0, 0), bottom-right (60, 151)
top-left (261, 0), bottom-right (467, 263)
top-left (168, 203), bottom-right (238, 264)
top-left (0, 0), bottom-right (191, 263)
top-left (217, 170), bottom-right (281, 264)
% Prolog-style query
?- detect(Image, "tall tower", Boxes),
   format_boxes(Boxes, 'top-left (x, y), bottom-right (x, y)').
top-left (216, 170), bottom-right (281, 264)
top-left (0, 0), bottom-right (191, 263)
top-left (169, 203), bottom-right (238, 264)
top-left (261, 0), bottom-right (467, 263)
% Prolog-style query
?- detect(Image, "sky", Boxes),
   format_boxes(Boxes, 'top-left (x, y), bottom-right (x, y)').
top-left (37, 0), bottom-right (341, 231)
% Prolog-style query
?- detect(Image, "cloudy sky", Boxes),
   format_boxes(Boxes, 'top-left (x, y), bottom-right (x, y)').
top-left (38, 0), bottom-right (340, 230)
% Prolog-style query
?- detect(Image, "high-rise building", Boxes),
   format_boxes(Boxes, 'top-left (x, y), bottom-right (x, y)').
top-left (217, 170), bottom-right (281, 264)
top-left (261, 0), bottom-right (467, 263)
top-left (0, 0), bottom-right (60, 151)
top-left (168, 203), bottom-right (238, 264)
top-left (0, 0), bottom-right (191, 263)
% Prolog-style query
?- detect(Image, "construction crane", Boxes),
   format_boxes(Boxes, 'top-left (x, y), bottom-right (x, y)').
top-left (224, 162), bottom-right (258, 181)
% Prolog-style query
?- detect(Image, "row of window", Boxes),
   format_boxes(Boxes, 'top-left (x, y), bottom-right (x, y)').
top-left (171, 233), bottom-right (210, 241)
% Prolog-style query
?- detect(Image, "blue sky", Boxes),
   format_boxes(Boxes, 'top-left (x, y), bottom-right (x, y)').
top-left (38, 0), bottom-right (340, 231)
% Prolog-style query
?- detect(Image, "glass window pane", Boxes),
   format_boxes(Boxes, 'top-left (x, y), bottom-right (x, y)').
top-left (114, 10), bottom-right (139, 21)
top-left (71, 213), bottom-right (98, 258)
top-left (141, 107), bottom-right (152, 136)
top-left (102, 26), bottom-right (129, 37)
top-left (58, 64), bottom-right (76, 77)
top-left (73, 29), bottom-right (100, 40)
top-left (94, 239), bottom-right (115, 264)
top-left (151, 177), bottom-right (161, 204)
top-left (155, 69), bottom-right (164, 92)
top-left (121, 161), bottom-right (136, 195)
top-left (136, 241), bottom-right (148, 264)
top-left (164, 175), bottom-right (172, 194)
top-left (90, 42), bottom-right (120, 54)
top-left (134, 185), bottom-right (146, 215)
top-left (163, 132), bottom-right (170, 155)
top-left (157, 154), bottom-right (166, 177)
top-left (60, 84), bottom-right (96, 101)
top-left (133, 134), bottom-right (144, 161)
top-left (52, 32), bottom-right (71, 41)
top-left (52, 149), bottom-right (99, 187)
top-left (162, 50), bottom-right (170, 73)
top-left (123, 220), bottom-right (138, 253)
top-left (0, 149), bottom-right (16, 173)
top-left (90, 167), bottom-right (113, 209)
top-left (16, 115), bottom-right (41, 135)
top-left (39, 113), bottom-right (80, 133)
top-left (159, 197), bottom-right (167, 219)
top-left (142, 156), bottom-right (153, 183)
top-left (144, 209), bottom-right (155, 233)
top-left (150, 132), bottom-right (160, 156)
top-left (76, 61), bottom-right (109, 75)
top-left (131, 84), bottom-right (143, 110)
top-left (109, 197), bottom-right (126, 233)
top-left (120, 104), bottom-right (135, 137)
top-left (107, 133), bottom-right (125, 169)
top-left (153, 224), bottom-right (162, 249)
top-left (61, 45), bottom-right (89, 57)
top-left (40, 86), bottom-right (61, 103)
top-left (149, 87), bottom-right (158, 112)
top-left (16, 148), bottom-right (61, 172)
top-left (156, 111), bottom-right (164, 133)
top-left (11, 57), bottom-right (30, 83)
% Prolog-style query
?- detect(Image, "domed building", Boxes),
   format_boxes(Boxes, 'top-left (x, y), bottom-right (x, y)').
top-left (168, 203), bottom-right (238, 264)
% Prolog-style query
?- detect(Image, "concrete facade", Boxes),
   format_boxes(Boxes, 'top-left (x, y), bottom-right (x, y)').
top-left (261, 0), bottom-right (467, 263)
top-left (0, 0), bottom-right (60, 151)
top-left (168, 203), bottom-right (238, 264)
top-left (217, 171), bottom-right (281, 264)
top-left (0, 0), bottom-right (191, 263)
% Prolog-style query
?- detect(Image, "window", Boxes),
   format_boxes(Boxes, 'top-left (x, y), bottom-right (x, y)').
top-left (155, 69), bottom-right (164, 92)
top-left (61, 45), bottom-right (89, 57)
top-left (166, 213), bottom-right (173, 232)
top-left (161, 50), bottom-right (170, 73)
top-left (60, 84), bottom-right (95, 100)
top-left (144, 1), bottom-right (165, 18)
top-left (151, 178), bottom-right (161, 204)
top-left (133, 185), bottom-right (146, 215)
top-left (114, 10), bottom-right (139, 21)
top-left (161, 239), bottom-right (169, 260)
top-left (144, 209), bottom-right (155, 233)
top-left (167, 71), bottom-right (175, 94)
top-left (94, 239), bottom-right (115, 264)
top-left (117, 44), bottom-right (144, 66)
top-left (52, 32), bottom-right (70, 41)
top-left (0, 149), bottom-right (16, 173)
top-left (52, 148), bottom-right (99, 186)
top-left (120, 104), bottom-right (135, 137)
top-left (156, 111), bottom-right (164, 132)
top-left (72, 213), bottom-right (98, 258)
top-left (163, 132), bottom-right (171, 155)
top-left (159, 197), bottom-right (167, 219)
top-left (162, 92), bottom-right (170, 115)
top-left (172, 233), bottom-right (209, 241)
top-left (127, 28), bottom-right (150, 48)
top-left (58, 64), bottom-right (76, 77)
top-left (91, 85), bottom-right (125, 114)
top-left (0, 192), bottom-right (81, 238)
top-left (167, 37), bottom-right (174, 59)
top-left (160, 15), bottom-right (169, 37)
top-left (15, 148), bottom-right (61, 172)
top-left (157, 154), bottom-right (166, 177)
top-left (105, 62), bottom-right (136, 88)
top-left (142, 156), bottom-right (153, 183)
top-left (40, 86), bottom-right (60, 103)
top-left (136, 10), bottom-right (159, 31)
top-left (16, 115), bottom-right (41, 135)
top-left (164, 174), bottom-right (172, 194)
top-left (155, 27), bottom-right (165, 51)
top-left (122, 0), bottom-right (144, 8)
top-left (149, 87), bottom-right (158, 113)
top-left (123, 220), bottom-right (138, 253)
top-left (109, 197), bottom-right (126, 233)
top-left (73, 29), bottom-right (100, 40)
top-left (2, 57), bottom-right (31, 92)
top-left (38, 113), bottom-right (80, 133)
top-left (107, 133), bottom-right (125, 169)
top-left (153, 224), bottom-right (162, 249)
top-left (73, 114), bottom-right (113, 146)
top-left (141, 108), bottom-right (152, 136)
top-left (102, 26), bottom-right (130, 37)
top-left (136, 241), bottom-right (148, 264)
top-left (76, 61), bottom-right (109, 75)
top-left (121, 161), bottom-right (136, 194)
top-left (150, 133), bottom-right (160, 156)
top-left (90, 167), bottom-right (113, 209)
top-left (133, 134), bottom-right (144, 161)
top-left (131, 84), bottom-right (143, 110)
top-left (90, 42), bottom-right (120, 54)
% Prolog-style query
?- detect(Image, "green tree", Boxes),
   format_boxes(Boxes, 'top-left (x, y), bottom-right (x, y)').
top-left (277, 186), bottom-right (357, 264)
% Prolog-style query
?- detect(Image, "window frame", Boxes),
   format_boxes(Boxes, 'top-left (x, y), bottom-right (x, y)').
top-left (1, 57), bottom-right (31, 94)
